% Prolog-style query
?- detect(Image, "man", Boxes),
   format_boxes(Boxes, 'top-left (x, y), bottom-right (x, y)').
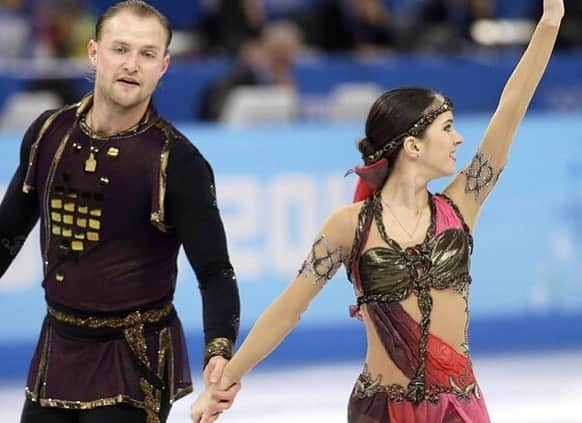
top-left (0, 2), bottom-right (240, 422)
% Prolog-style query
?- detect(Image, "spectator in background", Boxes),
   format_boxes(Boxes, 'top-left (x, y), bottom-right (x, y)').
top-left (32, 0), bottom-right (95, 59)
top-left (14, 0), bottom-right (95, 107)
top-left (298, 0), bottom-right (402, 54)
top-left (557, 0), bottom-right (582, 48)
top-left (196, 0), bottom-right (265, 56)
top-left (199, 20), bottom-right (303, 121)
top-left (414, 0), bottom-right (495, 51)
top-left (0, 0), bottom-right (31, 58)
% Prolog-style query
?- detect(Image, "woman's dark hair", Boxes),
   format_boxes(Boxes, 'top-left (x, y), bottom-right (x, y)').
top-left (95, 0), bottom-right (172, 51)
top-left (358, 87), bottom-right (440, 165)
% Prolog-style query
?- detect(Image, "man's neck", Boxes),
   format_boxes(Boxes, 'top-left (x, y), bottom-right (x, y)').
top-left (89, 93), bottom-right (149, 137)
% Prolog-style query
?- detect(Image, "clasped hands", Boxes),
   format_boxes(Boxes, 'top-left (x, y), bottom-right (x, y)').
top-left (190, 356), bottom-right (241, 423)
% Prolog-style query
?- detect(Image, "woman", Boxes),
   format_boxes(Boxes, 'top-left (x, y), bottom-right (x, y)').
top-left (192, 1), bottom-right (564, 421)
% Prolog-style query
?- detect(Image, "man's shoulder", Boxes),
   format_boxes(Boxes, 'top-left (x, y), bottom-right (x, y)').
top-left (25, 101), bottom-right (81, 144)
top-left (38, 100), bottom-right (79, 123)
top-left (155, 117), bottom-right (202, 156)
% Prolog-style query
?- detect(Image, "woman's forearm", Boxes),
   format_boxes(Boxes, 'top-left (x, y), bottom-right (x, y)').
top-left (476, 10), bottom-right (562, 164)
top-left (498, 15), bottom-right (561, 117)
top-left (218, 289), bottom-right (305, 390)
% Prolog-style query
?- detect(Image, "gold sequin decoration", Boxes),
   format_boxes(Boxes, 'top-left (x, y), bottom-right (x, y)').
top-left (56, 273), bottom-right (65, 282)
top-left (78, 206), bottom-right (88, 214)
top-left (51, 212), bottom-right (62, 223)
top-left (62, 228), bottom-right (72, 238)
top-left (87, 232), bottom-right (99, 242)
top-left (77, 218), bottom-right (87, 228)
top-left (90, 209), bottom-right (102, 217)
top-left (139, 378), bottom-right (159, 423)
top-left (52, 226), bottom-right (62, 236)
top-left (107, 147), bottom-right (120, 158)
top-left (71, 240), bottom-right (84, 251)
top-left (89, 219), bottom-right (101, 230)
top-left (51, 199), bottom-right (63, 209)
top-left (64, 203), bottom-right (75, 212)
top-left (67, 192), bottom-right (78, 199)
top-left (47, 303), bottom-right (172, 331)
top-left (25, 387), bottom-right (146, 411)
top-left (74, 232), bottom-right (85, 240)
top-left (63, 215), bottom-right (74, 225)
top-left (204, 337), bottom-right (234, 366)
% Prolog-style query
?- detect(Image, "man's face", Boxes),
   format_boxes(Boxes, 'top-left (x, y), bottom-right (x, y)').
top-left (88, 11), bottom-right (170, 110)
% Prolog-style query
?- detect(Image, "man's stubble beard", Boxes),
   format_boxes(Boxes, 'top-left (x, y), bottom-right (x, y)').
top-left (96, 78), bottom-right (151, 112)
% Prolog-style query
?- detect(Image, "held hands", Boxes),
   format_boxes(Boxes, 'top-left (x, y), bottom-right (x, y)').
top-left (542, 0), bottom-right (565, 25)
top-left (204, 356), bottom-right (229, 386)
top-left (190, 357), bottom-right (241, 423)
top-left (190, 382), bottom-right (241, 423)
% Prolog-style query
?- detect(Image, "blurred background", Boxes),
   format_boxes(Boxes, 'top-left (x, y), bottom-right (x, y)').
top-left (1, 0), bottom-right (582, 421)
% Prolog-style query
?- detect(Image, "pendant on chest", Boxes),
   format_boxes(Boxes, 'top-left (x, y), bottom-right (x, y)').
top-left (84, 152), bottom-right (97, 173)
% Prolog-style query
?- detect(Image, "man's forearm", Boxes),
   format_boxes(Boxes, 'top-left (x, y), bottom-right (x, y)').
top-left (0, 171), bottom-right (39, 278)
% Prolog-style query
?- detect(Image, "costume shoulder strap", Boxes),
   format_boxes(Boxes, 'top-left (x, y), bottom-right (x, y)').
top-left (434, 193), bottom-right (471, 235)
top-left (22, 102), bottom-right (80, 194)
top-left (346, 196), bottom-right (375, 291)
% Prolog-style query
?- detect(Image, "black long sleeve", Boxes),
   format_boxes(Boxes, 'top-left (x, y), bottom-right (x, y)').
top-left (165, 137), bottom-right (240, 346)
top-left (0, 110), bottom-right (54, 278)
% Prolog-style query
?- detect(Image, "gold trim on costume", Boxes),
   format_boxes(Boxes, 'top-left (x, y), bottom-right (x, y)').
top-left (204, 337), bottom-right (234, 366)
top-left (31, 326), bottom-right (51, 400)
top-left (25, 385), bottom-right (194, 410)
top-left (22, 103), bottom-right (78, 194)
top-left (78, 94), bottom-right (155, 141)
top-left (47, 304), bottom-right (172, 329)
top-left (150, 122), bottom-right (173, 233)
top-left (26, 387), bottom-right (146, 410)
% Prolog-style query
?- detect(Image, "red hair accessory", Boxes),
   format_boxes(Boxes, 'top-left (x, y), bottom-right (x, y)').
top-left (346, 158), bottom-right (389, 203)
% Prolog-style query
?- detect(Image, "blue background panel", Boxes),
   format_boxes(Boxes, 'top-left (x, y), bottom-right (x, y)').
top-left (1, 114), bottom-right (582, 379)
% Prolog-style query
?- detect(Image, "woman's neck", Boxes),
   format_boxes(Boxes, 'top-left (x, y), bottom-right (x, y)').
top-left (379, 167), bottom-right (429, 210)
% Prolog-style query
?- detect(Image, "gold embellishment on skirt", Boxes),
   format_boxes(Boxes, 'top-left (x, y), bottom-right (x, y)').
top-left (26, 387), bottom-right (145, 410)
top-left (157, 328), bottom-right (173, 403)
top-left (352, 365), bottom-right (481, 404)
top-left (47, 304), bottom-right (174, 423)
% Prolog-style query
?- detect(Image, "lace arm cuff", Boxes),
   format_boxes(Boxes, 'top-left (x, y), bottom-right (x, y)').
top-left (461, 151), bottom-right (504, 204)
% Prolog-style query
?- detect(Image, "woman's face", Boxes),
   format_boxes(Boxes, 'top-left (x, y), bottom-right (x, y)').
top-left (417, 111), bottom-right (463, 178)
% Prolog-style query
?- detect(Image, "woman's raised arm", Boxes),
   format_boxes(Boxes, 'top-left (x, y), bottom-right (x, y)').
top-left (445, 0), bottom-right (564, 230)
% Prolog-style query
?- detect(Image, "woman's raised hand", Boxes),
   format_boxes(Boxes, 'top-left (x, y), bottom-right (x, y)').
top-left (542, 0), bottom-right (565, 25)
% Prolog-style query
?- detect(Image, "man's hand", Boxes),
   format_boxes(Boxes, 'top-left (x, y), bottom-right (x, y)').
top-left (204, 355), bottom-right (228, 386)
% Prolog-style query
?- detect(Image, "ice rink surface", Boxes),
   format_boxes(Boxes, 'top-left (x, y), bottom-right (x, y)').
top-left (1, 350), bottom-right (581, 422)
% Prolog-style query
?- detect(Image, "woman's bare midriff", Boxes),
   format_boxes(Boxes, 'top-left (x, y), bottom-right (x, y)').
top-left (361, 289), bottom-right (469, 385)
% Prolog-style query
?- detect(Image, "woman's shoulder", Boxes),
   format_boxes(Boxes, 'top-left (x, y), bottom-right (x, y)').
top-left (328, 201), bottom-right (366, 228)
top-left (320, 201), bottom-right (369, 251)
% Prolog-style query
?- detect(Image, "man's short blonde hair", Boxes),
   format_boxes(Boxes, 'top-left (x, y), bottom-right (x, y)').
top-left (95, 0), bottom-right (172, 52)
